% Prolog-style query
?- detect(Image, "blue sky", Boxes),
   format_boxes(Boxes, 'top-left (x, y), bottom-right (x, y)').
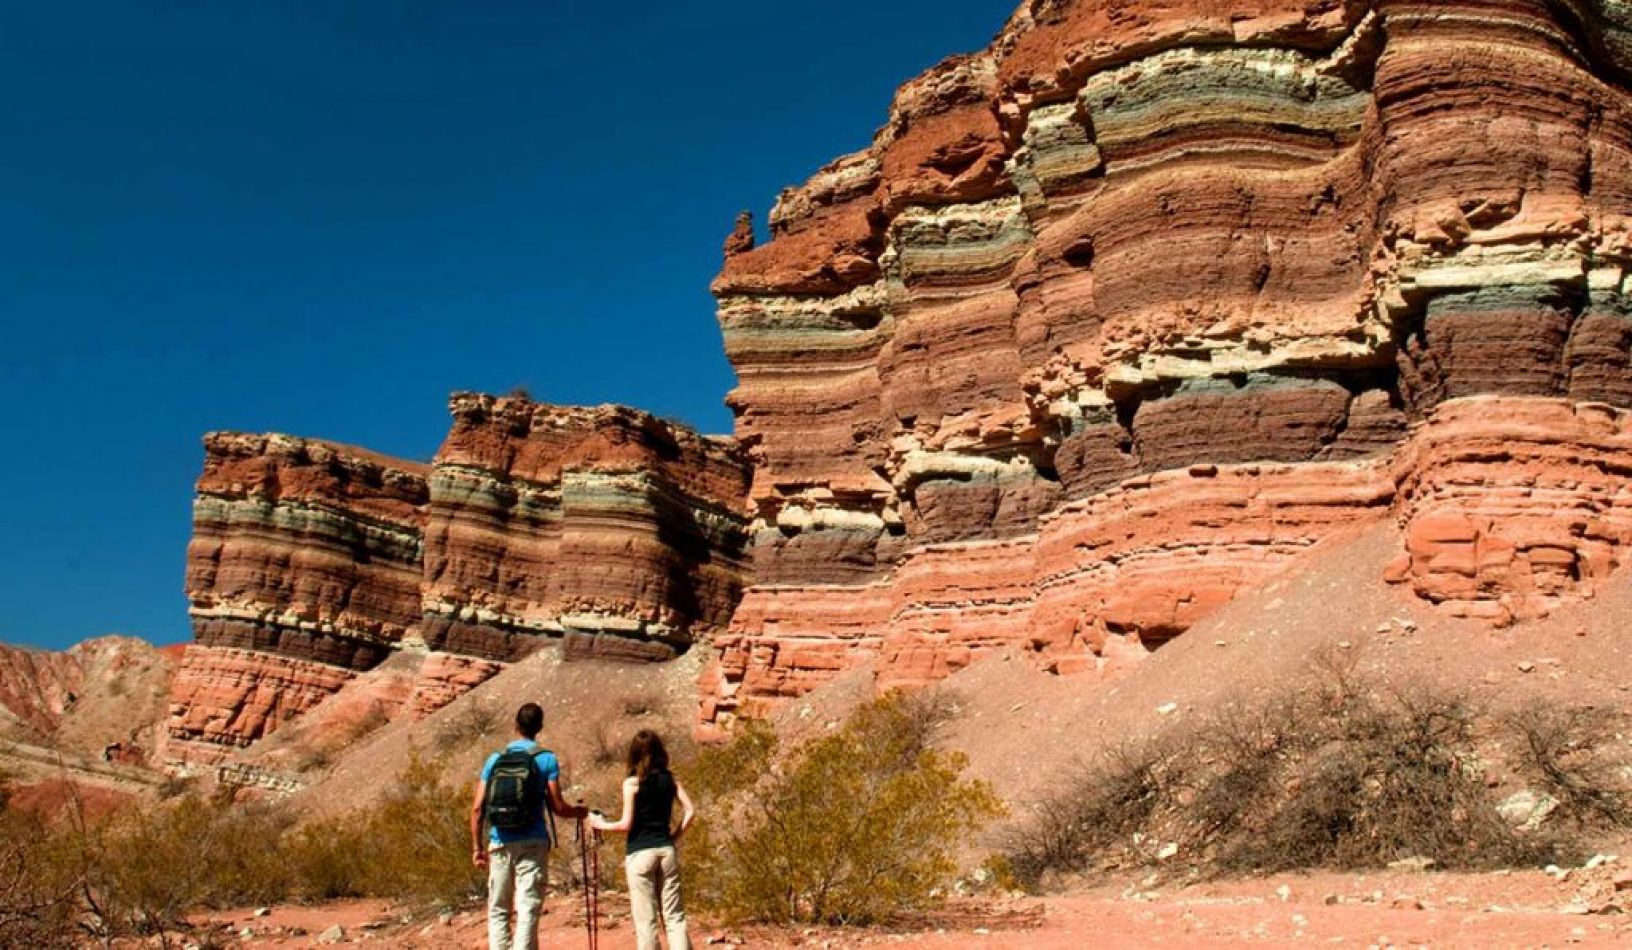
top-left (0, 1), bottom-right (1012, 651)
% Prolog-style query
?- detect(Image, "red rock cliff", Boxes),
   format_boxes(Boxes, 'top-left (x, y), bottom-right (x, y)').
top-left (168, 433), bottom-right (431, 763)
top-left (702, 0), bottom-right (1632, 726)
top-left (167, 399), bottom-right (750, 764)
top-left (422, 394), bottom-right (750, 666)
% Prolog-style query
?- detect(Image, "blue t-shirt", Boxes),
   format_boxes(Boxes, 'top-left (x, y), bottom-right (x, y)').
top-left (480, 740), bottom-right (560, 846)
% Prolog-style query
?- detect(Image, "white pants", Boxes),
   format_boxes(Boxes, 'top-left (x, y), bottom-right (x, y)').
top-left (487, 839), bottom-right (550, 950)
top-left (625, 845), bottom-right (690, 950)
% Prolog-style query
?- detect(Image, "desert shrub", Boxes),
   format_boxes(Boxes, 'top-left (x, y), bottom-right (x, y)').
top-left (684, 719), bottom-right (776, 803)
top-left (280, 821), bottom-right (368, 902)
top-left (0, 807), bottom-right (84, 947)
top-left (666, 719), bottom-right (775, 904)
top-left (435, 698), bottom-right (501, 755)
top-left (355, 749), bottom-right (481, 906)
top-left (155, 773), bottom-right (197, 801)
top-left (1003, 739), bottom-right (1176, 886)
top-left (588, 716), bottom-right (623, 770)
top-left (620, 690), bottom-right (661, 718)
top-left (689, 692), bottom-right (1001, 926)
top-left (0, 748), bottom-right (487, 946)
top-left (293, 748), bottom-right (481, 908)
top-left (346, 701), bottom-right (392, 745)
top-left (293, 744), bottom-right (333, 773)
top-left (93, 795), bottom-right (295, 933)
top-left (1212, 684), bottom-right (1522, 873)
top-left (1001, 673), bottom-right (1607, 890)
top-left (1507, 704), bottom-right (1632, 828)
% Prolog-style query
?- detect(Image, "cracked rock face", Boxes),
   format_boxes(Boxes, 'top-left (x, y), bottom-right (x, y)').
top-left (702, 0), bottom-right (1632, 728)
top-left (167, 398), bottom-right (750, 765)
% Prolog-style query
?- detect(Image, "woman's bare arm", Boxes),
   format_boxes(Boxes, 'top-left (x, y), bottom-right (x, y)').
top-left (589, 777), bottom-right (638, 833)
top-left (674, 778), bottom-right (696, 839)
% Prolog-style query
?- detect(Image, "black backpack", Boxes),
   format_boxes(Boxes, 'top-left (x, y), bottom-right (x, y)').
top-left (485, 746), bottom-right (549, 833)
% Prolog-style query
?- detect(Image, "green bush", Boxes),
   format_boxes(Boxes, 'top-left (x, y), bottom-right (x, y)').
top-left (689, 692), bottom-right (1002, 925)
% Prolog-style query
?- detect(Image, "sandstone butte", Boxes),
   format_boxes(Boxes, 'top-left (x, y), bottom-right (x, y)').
top-left (16, 0), bottom-right (1632, 774)
top-left (163, 396), bottom-right (749, 766)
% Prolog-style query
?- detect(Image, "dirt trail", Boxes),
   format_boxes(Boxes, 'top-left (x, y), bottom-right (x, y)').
top-left (204, 864), bottom-right (1632, 948)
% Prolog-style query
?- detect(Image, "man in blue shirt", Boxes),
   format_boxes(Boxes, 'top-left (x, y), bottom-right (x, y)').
top-left (470, 702), bottom-right (588, 950)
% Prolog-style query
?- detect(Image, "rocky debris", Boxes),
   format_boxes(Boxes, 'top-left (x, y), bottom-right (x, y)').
top-left (1497, 789), bottom-right (1561, 829)
top-left (1564, 860), bottom-right (1632, 916)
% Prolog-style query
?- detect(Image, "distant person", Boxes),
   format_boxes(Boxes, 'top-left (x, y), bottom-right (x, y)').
top-left (471, 702), bottom-right (588, 950)
top-left (588, 729), bottom-right (696, 950)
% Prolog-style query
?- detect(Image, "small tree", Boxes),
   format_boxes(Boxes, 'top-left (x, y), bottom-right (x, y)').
top-left (356, 749), bottom-right (482, 907)
top-left (694, 693), bottom-right (1002, 925)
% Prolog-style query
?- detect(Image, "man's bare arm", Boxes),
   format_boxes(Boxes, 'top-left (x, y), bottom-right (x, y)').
top-left (470, 778), bottom-right (489, 867)
top-left (546, 759), bottom-right (590, 820)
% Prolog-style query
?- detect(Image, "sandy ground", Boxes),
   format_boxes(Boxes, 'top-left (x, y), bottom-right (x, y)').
top-left (200, 863), bottom-right (1632, 948)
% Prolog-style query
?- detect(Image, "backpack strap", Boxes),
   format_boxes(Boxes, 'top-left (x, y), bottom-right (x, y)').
top-left (535, 747), bottom-right (559, 844)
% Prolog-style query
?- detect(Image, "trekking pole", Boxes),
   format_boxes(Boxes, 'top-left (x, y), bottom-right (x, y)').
top-left (577, 814), bottom-right (599, 950)
top-left (589, 827), bottom-right (600, 950)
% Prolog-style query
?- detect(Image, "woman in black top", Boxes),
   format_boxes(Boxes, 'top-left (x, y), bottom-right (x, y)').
top-left (588, 730), bottom-right (695, 950)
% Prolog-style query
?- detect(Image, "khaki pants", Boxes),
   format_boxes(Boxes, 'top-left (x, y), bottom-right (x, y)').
top-left (625, 845), bottom-right (690, 950)
top-left (487, 838), bottom-right (550, 950)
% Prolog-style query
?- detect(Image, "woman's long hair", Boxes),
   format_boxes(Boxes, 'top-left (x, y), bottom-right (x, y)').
top-left (626, 729), bottom-right (670, 781)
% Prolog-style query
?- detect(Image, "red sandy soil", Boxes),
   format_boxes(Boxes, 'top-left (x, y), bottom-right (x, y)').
top-left (6, 776), bottom-right (136, 822)
top-left (202, 863), bottom-right (1632, 948)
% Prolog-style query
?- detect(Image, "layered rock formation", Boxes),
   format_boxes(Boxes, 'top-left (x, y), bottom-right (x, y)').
top-left (168, 398), bottom-right (748, 764)
top-left (421, 396), bottom-right (750, 666)
top-left (168, 434), bottom-right (430, 763)
top-left (702, 0), bottom-right (1632, 726)
top-left (1391, 397), bottom-right (1632, 622)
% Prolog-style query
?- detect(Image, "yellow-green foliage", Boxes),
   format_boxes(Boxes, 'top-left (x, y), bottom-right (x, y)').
top-left (0, 792), bottom-right (83, 946)
top-left (2, 696), bottom-right (1001, 940)
top-left (95, 795), bottom-right (294, 931)
top-left (688, 693), bottom-right (1003, 925)
top-left (290, 748), bottom-right (482, 907)
top-left (0, 748), bottom-right (483, 946)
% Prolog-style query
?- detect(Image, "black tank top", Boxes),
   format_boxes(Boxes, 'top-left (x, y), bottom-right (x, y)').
top-left (627, 769), bottom-right (677, 855)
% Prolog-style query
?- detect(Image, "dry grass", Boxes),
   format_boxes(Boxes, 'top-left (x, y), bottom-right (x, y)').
top-left (434, 698), bottom-right (502, 755)
top-left (1001, 664), bottom-right (1632, 891)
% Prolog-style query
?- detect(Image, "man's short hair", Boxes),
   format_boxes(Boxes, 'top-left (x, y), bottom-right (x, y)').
top-left (515, 702), bottom-right (544, 739)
